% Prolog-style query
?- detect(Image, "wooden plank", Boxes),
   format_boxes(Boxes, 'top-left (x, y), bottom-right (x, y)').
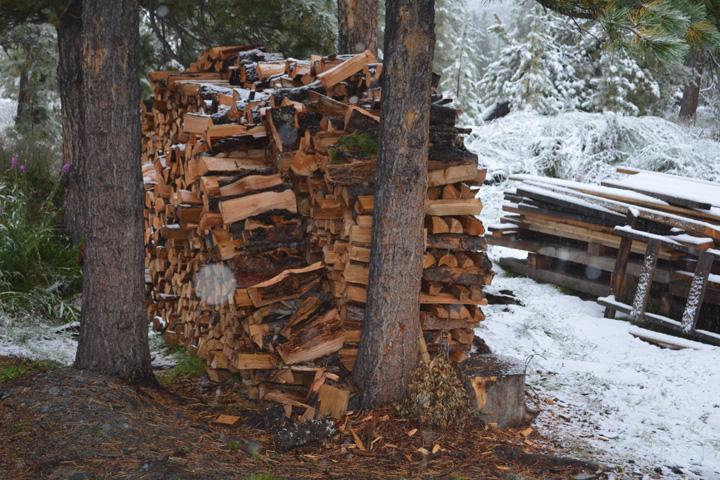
top-left (426, 234), bottom-right (488, 252)
top-left (597, 296), bottom-right (720, 347)
top-left (614, 226), bottom-right (700, 256)
top-left (218, 174), bottom-right (283, 198)
top-left (183, 113), bottom-right (213, 134)
top-left (428, 165), bottom-right (486, 187)
top-left (680, 251), bottom-right (713, 334)
top-left (425, 199), bottom-right (483, 216)
top-left (514, 174), bottom-right (720, 225)
top-left (515, 185), bottom-right (626, 224)
top-left (520, 180), bottom-right (720, 241)
top-left (247, 262), bottom-right (324, 307)
top-left (630, 239), bottom-right (659, 324)
top-left (605, 211), bottom-right (638, 319)
top-left (219, 189), bottom-right (297, 224)
top-left (316, 50), bottom-right (376, 89)
top-left (232, 353), bottom-right (277, 370)
top-left (603, 173), bottom-right (716, 210)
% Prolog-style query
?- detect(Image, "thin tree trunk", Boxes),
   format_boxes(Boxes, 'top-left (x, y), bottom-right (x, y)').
top-left (15, 68), bottom-right (32, 127)
top-left (75, 0), bottom-right (155, 385)
top-left (679, 48), bottom-right (704, 119)
top-left (57, 0), bottom-right (84, 242)
top-left (353, 0), bottom-right (435, 408)
top-left (337, 0), bottom-right (379, 54)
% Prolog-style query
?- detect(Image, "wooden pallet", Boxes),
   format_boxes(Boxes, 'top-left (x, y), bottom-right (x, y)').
top-left (599, 225), bottom-right (720, 346)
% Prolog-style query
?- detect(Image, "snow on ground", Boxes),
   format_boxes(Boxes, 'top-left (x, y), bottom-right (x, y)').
top-left (477, 182), bottom-right (720, 478)
top-left (0, 312), bottom-right (178, 369)
top-left (0, 313), bottom-right (78, 365)
top-left (0, 92), bottom-right (15, 131)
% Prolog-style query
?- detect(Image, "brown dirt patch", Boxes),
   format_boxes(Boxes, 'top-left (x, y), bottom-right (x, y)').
top-left (0, 358), bottom-right (608, 479)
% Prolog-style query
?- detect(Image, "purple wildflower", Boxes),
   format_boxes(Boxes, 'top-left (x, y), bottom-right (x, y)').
top-left (10, 154), bottom-right (19, 169)
top-left (18, 164), bottom-right (27, 174)
top-left (62, 163), bottom-right (72, 175)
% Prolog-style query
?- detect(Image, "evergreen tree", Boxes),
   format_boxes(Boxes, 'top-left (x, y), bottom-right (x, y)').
top-left (582, 45), bottom-right (661, 115)
top-left (478, 4), bottom-right (585, 114)
top-left (0, 24), bottom-right (59, 136)
top-left (434, 0), bottom-right (492, 123)
top-left (537, 0), bottom-right (720, 64)
top-left (478, 3), bottom-right (662, 116)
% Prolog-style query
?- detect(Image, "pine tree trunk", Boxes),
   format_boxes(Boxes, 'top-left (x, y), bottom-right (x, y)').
top-left (57, 0), bottom-right (84, 243)
top-left (337, 0), bottom-right (379, 54)
top-left (679, 49), bottom-right (703, 119)
top-left (74, 0), bottom-right (155, 385)
top-left (353, 0), bottom-right (435, 408)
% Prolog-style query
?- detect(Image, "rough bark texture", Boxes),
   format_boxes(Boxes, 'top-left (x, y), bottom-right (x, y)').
top-left (337, 0), bottom-right (379, 54)
top-left (679, 48), bottom-right (703, 119)
top-left (74, 0), bottom-right (155, 384)
top-left (57, 0), bottom-right (84, 242)
top-left (353, 0), bottom-right (435, 408)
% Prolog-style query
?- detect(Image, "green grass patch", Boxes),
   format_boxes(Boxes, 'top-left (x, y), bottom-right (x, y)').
top-left (156, 347), bottom-right (206, 386)
top-left (0, 139), bottom-right (81, 321)
top-left (0, 364), bottom-right (27, 383)
top-left (0, 358), bottom-right (59, 383)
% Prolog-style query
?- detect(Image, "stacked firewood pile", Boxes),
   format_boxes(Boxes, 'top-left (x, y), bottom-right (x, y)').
top-left (490, 170), bottom-right (720, 346)
top-left (142, 46), bottom-right (490, 417)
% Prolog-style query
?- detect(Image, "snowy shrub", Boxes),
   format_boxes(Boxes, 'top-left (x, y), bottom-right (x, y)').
top-left (467, 111), bottom-right (720, 183)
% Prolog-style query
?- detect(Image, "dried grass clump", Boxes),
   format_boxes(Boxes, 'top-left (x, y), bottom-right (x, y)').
top-left (397, 356), bottom-right (473, 429)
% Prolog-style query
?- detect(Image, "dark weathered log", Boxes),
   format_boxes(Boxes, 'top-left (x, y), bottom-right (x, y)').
top-left (354, 0), bottom-right (435, 408)
top-left (325, 160), bottom-right (376, 186)
top-left (247, 263), bottom-right (325, 307)
top-left (232, 248), bottom-right (307, 288)
top-left (272, 80), bottom-right (325, 103)
top-left (269, 106), bottom-right (300, 151)
top-left (429, 104), bottom-right (458, 126)
top-left (345, 106), bottom-right (379, 135)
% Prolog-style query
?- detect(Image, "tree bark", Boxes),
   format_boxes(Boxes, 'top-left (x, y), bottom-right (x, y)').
top-left (337, 0), bottom-right (379, 55)
top-left (353, 0), bottom-right (435, 408)
top-left (57, 0), bottom-right (84, 242)
top-left (74, 0), bottom-right (155, 385)
top-left (679, 48), bottom-right (703, 119)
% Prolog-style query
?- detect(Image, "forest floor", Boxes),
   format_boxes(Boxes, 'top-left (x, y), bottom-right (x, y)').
top-left (0, 356), bottom-right (606, 480)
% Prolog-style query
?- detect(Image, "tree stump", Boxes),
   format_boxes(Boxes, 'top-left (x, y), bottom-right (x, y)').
top-left (459, 354), bottom-right (531, 428)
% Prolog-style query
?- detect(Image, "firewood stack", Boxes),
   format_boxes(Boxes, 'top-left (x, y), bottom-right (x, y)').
top-left (142, 46), bottom-right (491, 416)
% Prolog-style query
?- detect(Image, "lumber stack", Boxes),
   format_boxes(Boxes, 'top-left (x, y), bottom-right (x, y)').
top-left (490, 169), bottom-right (720, 342)
top-left (142, 46), bottom-right (491, 416)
